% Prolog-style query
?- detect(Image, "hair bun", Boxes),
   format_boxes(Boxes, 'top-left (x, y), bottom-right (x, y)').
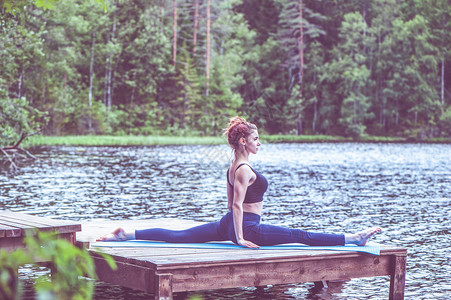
top-left (228, 116), bottom-right (245, 128)
top-left (223, 116), bottom-right (257, 149)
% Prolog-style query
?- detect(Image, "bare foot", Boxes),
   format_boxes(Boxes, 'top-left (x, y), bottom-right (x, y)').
top-left (96, 228), bottom-right (132, 241)
top-left (346, 227), bottom-right (382, 246)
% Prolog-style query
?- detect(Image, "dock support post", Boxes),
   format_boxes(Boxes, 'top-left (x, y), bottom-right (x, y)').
top-left (3, 267), bottom-right (18, 300)
top-left (389, 254), bottom-right (407, 300)
top-left (154, 273), bottom-right (173, 300)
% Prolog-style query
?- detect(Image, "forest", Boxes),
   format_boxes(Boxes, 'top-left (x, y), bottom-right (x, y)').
top-left (1, 0), bottom-right (451, 146)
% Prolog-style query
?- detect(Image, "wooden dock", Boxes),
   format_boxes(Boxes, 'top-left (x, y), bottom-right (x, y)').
top-left (77, 218), bottom-right (407, 300)
top-left (0, 210), bottom-right (81, 252)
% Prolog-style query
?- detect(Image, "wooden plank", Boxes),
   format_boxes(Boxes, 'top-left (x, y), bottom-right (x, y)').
top-left (0, 211), bottom-right (81, 236)
top-left (59, 232), bottom-right (77, 245)
top-left (92, 256), bottom-right (154, 294)
top-left (0, 220), bottom-right (47, 238)
top-left (0, 224), bottom-right (22, 238)
top-left (168, 254), bottom-right (392, 293)
top-left (154, 273), bottom-right (173, 300)
top-left (93, 248), bottom-right (395, 276)
top-left (0, 211), bottom-right (81, 256)
top-left (0, 230), bottom-right (78, 252)
top-left (0, 211), bottom-right (58, 225)
top-left (0, 210), bottom-right (74, 225)
top-left (389, 254), bottom-right (407, 300)
top-left (90, 247), bottom-right (233, 258)
top-left (125, 250), bottom-right (375, 268)
top-left (0, 236), bottom-right (25, 252)
top-left (92, 248), bottom-right (336, 269)
top-left (147, 251), bottom-right (348, 267)
top-left (0, 216), bottom-right (55, 229)
top-left (92, 244), bottom-right (406, 271)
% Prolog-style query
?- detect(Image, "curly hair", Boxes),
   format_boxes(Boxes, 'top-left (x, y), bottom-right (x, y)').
top-left (223, 116), bottom-right (257, 149)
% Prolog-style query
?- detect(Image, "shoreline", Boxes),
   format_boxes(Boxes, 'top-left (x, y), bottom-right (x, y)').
top-left (24, 135), bottom-right (451, 147)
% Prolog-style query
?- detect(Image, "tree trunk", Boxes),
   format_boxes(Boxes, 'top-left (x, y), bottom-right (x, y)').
top-left (193, 0), bottom-right (199, 55)
top-left (312, 73), bottom-right (317, 133)
top-left (395, 97), bottom-right (399, 127)
top-left (42, 84), bottom-right (46, 105)
top-left (106, 58), bottom-right (113, 112)
top-left (103, 63), bottom-right (108, 107)
top-left (353, 96), bottom-right (358, 125)
top-left (380, 97), bottom-right (386, 133)
top-left (362, 0), bottom-right (368, 57)
top-left (312, 99), bottom-right (317, 133)
top-left (173, 0), bottom-right (177, 67)
top-left (298, 0), bottom-right (304, 84)
top-left (297, 115), bottom-right (303, 135)
top-left (160, 0), bottom-right (165, 34)
top-left (441, 14), bottom-right (446, 113)
top-left (130, 71), bottom-right (136, 106)
top-left (88, 31), bottom-right (95, 132)
top-left (107, 0), bottom-right (118, 111)
top-left (297, 0), bottom-right (303, 135)
top-left (205, 0), bottom-right (211, 97)
top-left (18, 71), bottom-right (23, 98)
top-left (441, 57), bottom-right (445, 113)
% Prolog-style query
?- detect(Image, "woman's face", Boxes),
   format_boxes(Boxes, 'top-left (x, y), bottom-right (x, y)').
top-left (244, 130), bottom-right (261, 154)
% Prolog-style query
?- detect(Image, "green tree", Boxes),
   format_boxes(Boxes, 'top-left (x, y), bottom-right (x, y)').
top-left (413, 0), bottom-right (451, 135)
top-left (234, 0), bottom-right (280, 45)
top-left (0, 97), bottom-right (44, 147)
top-left (324, 12), bottom-right (374, 139)
top-left (369, 0), bottom-right (403, 135)
top-left (303, 41), bottom-right (326, 134)
top-left (383, 15), bottom-right (439, 137)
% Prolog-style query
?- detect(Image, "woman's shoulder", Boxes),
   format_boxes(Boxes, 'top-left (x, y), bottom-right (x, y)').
top-left (233, 163), bottom-right (255, 182)
top-left (235, 162), bottom-right (252, 172)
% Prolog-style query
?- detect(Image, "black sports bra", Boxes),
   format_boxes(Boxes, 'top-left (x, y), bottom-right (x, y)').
top-left (227, 163), bottom-right (268, 203)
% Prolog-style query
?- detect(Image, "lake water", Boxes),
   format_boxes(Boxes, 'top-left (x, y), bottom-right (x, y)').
top-left (1, 143), bottom-right (450, 299)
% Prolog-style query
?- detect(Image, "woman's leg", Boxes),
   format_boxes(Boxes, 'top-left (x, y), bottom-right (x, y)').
top-left (135, 221), bottom-right (226, 243)
top-left (245, 223), bottom-right (345, 246)
top-left (244, 222), bottom-right (381, 246)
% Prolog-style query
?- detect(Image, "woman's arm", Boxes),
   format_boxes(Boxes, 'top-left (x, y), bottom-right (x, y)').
top-left (227, 177), bottom-right (233, 211)
top-left (232, 166), bottom-right (260, 248)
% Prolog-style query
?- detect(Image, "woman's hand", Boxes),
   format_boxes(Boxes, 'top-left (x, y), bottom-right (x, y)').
top-left (237, 238), bottom-right (260, 248)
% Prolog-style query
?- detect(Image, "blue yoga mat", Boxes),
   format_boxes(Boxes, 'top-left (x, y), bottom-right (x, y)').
top-left (92, 240), bottom-right (380, 256)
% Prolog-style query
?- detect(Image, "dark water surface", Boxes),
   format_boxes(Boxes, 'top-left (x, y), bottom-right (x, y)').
top-left (1, 143), bottom-right (450, 299)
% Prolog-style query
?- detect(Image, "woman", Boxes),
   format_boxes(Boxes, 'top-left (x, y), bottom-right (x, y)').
top-left (98, 117), bottom-right (381, 247)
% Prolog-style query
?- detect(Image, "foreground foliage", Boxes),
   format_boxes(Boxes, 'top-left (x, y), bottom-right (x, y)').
top-left (0, 231), bottom-right (116, 299)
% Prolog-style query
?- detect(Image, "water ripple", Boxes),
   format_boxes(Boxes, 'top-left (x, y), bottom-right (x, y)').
top-left (1, 143), bottom-right (450, 299)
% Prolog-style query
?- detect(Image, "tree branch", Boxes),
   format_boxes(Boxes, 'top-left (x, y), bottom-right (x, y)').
top-left (1, 131), bottom-right (39, 173)
top-left (0, 148), bottom-right (19, 173)
top-left (3, 131), bottom-right (39, 150)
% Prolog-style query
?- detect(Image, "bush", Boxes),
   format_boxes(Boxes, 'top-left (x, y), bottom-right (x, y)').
top-left (439, 106), bottom-right (451, 137)
top-left (0, 248), bottom-right (29, 299)
top-left (345, 123), bottom-right (367, 141)
top-left (0, 231), bottom-right (116, 300)
top-left (0, 95), bottom-right (47, 147)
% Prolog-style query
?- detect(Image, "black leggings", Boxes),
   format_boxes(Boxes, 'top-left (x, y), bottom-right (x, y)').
top-left (135, 212), bottom-right (345, 246)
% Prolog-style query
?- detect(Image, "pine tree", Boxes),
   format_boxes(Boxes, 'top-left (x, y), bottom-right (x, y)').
top-left (327, 12), bottom-right (374, 139)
